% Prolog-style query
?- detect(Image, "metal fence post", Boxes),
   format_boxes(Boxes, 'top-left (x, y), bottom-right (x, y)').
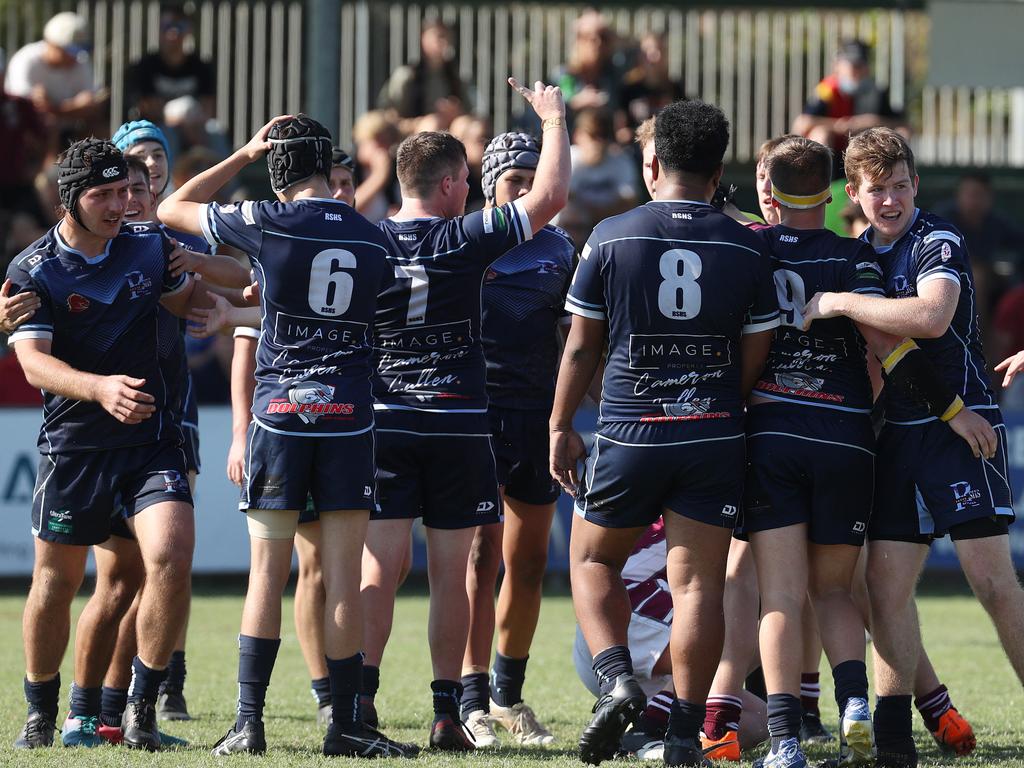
top-left (305, 0), bottom-right (341, 133)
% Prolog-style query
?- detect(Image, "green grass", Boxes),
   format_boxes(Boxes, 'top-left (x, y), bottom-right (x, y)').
top-left (0, 590), bottom-right (1022, 766)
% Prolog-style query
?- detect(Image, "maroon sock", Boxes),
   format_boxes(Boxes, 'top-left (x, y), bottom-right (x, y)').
top-left (800, 673), bottom-right (821, 717)
top-left (703, 694), bottom-right (742, 741)
top-left (915, 684), bottom-right (952, 732)
top-left (637, 690), bottom-right (673, 736)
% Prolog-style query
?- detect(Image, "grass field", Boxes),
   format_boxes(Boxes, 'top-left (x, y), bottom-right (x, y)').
top-left (0, 589), bottom-right (1022, 767)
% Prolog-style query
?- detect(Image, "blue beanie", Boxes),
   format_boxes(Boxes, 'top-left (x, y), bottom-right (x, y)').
top-left (112, 119), bottom-right (170, 163)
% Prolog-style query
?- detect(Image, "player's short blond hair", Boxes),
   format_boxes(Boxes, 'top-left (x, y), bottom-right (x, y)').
top-left (844, 127), bottom-right (916, 189)
top-left (634, 117), bottom-right (656, 150)
top-left (755, 134), bottom-right (797, 166)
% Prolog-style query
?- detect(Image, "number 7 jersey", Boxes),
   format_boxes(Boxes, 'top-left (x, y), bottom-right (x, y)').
top-left (199, 198), bottom-right (394, 435)
top-left (566, 200), bottom-right (779, 431)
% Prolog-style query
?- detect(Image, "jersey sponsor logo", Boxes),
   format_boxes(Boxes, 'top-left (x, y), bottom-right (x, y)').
top-left (941, 242), bottom-right (952, 262)
top-left (125, 270), bottom-right (153, 300)
top-left (628, 333), bottom-right (731, 370)
top-left (265, 381), bottom-right (354, 424)
top-left (376, 320), bottom-right (473, 355)
top-left (536, 259), bottom-right (561, 275)
top-left (756, 373), bottom-right (843, 404)
top-left (951, 481), bottom-right (982, 512)
top-left (46, 508), bottom-right (73, 535)
top-left (67, 293), bottom-right (90, 313)
top-left (891, 275), bottom-right (915, 298)
top-left (641, 396), bottom-right (730, 422)
top-left (852, 521), bottom-right (866, 533)
top-left (476, 501), bottom-right (496, 513)
top-left (483, 207), bottom-right (506, 235)
top-left (721, 504), bottom-right (737, 518)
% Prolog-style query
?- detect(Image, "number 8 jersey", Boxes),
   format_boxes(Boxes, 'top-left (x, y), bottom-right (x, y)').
top-left (566, 200), bottom-right (779, 432)
top-left (199, 198), bottom-right (394, 435)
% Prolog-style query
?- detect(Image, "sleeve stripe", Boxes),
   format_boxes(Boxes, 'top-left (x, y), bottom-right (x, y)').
top-left (565, 294), bottom-right (605, 310)
top-left (198, 203), bottom-right (218, 246)
top-left (922, 230), bottom-right (962, 247)
top-left (232, 326), bottom-right (261, 339)
top-left (917, 271), bottom-right (961, 289)
top-left (853, 287), bottom-right (887, 295)
top-left (748, 310), bottom-right (779, 321)
top-left (241, 200), bottom-right (256, 226)
top-left (8, 329), bottom-right (53, 343)
top-left (566, 304), bottom-right (606, 321)
top-left (510, 199), bottom-right (533, 243)
top-left (743, 317), bottom-right (781, 334)
top-left (162, 273), bottom-right (190, 297)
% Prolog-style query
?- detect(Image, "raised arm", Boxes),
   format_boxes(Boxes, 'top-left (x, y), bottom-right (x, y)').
top-left (158, 115), bottom-right (292, 235)
top-left (12, 338), bottom-right (155, 424)
top-left (508, 78), bottom-right (571, 235)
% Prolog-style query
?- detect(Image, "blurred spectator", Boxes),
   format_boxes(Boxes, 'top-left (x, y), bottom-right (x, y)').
top-left (617, 33), bottom-right (685, 143)
top-left (378, 20), bottom-right (469, 126)
top-left (352, 110), bottom-right (401, 222)
top-left (553, 11), bottom-right (624, 122)
top-left (450, 114), bottom-right (491, 212)
top-left (3, 12), bottom-right (108, 142)
top-left (126, 4), bottom-right (215, 124)
top-left (164, 94), bottom-right (230, 158)
top-left (840, 201), bottom-right (870, 237)
top-left (172, 146), bottom-right (234, 204)
top-left (792, 40), bottom-right (907, 164)
top-left (0, 49), bottom-right (49, 229)
top-left (558, 107), bottom-right (638, 246)
top-left (992, 287), bottom-right (1024, 408)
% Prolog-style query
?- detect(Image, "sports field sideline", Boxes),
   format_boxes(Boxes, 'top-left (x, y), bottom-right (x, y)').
top-left (0, 591), bottom-right (1020, 767)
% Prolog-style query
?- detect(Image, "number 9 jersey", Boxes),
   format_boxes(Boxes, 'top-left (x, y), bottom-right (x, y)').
top-left (566, 200), bottom-right (779, 435)
top-left (199, 198), bottom-right (394, 435)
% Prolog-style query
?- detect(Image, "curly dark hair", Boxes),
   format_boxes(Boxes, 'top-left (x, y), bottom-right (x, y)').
top-left (653, 100), bottom-right (730, 179)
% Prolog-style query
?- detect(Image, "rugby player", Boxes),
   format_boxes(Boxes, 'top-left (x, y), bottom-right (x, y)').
top-left (158, 114), bottom-right (414, 757)
top-left (551, 99), bottom-right (780, 767)
top-left (802, 127), bottom-right (1022, 767)
top-left (359, 78), bottom-right (569, 750)
top-left (460, 131), bottom-right (576, 747)
top-left (7, 139), bottom-right (208, 750)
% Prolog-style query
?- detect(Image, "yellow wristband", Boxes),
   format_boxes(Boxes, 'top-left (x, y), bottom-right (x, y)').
top-left (542, 116), bottom-right (564, 131)
top-left (940, 395), bottom-right (965, 422)
top-left (880, 339), bottom-right (919, 374)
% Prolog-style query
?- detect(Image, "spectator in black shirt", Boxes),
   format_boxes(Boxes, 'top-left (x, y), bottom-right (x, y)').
top-left (126, 5), bottom-right (214, 124)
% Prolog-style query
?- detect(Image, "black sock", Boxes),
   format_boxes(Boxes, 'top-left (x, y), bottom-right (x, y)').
top-left (25, 675), bottom-right (60, 721)
top-left (362, 665), bottom-right (380, 698)
top-left (491, 652), bottom-right (528, 707)
top-left (69, 683), bottom-right (102, 718)
top-left (235, 635), bottom-right (281, 729)
top-left (592, 645), bottom-right (633, 694)
top-left (127, 657), bottom-right (168, 706)
top-left (874, 695), bottom-right (914, 748)
top-left (767, 693), bottom-right (802, 749)
top-left (431, 679), bottom-right (463, 717)
top-left (460, 672), bottom-right (490, 718)
top-left (100, 686), bottom-right (128, 727)
top-left (328, 654), bottom-right (363, 732)
top-left (311, 676), bottom-right (332, 708)
top-left (666, 697), bottom-right (705, 741)
top-left (160, 650), bottom-right (186, 695)
top-left (833, 660), bottom-right (869, 716)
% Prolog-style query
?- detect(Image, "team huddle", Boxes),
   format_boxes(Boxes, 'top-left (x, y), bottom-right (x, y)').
top-left (2, 74), bottom-right (1023, 768)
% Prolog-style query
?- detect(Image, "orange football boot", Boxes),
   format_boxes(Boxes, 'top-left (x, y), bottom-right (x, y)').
top-left (700, 729), bottom-right (741, 761)
top-left (930, 707), bottom-right (976, 756)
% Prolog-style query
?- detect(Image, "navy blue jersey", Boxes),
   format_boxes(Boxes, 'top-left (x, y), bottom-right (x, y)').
top-left (861, 210), bottom-right (997, 422)
top-left (566, 200), bottom-right (779, 432)
top-left (481, 224), bottom-right (575, 410)
top-left (754, 226), bottom-right (885, 413)
top-left (374, 200), bottom-right (532, 412)
top-left (200, 198), bottom-right (393, 436)
top-left (157, 225), bottom-right (211, 427)
top-left (6, 223), bottom-right (188, 454)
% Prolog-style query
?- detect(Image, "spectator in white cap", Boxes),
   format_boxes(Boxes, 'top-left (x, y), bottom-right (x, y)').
top-left (3, 11), bottom-right (107, 142)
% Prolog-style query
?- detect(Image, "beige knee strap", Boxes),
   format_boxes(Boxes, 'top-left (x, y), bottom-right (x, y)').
top-left (246, 508), bottom-right (300, 540)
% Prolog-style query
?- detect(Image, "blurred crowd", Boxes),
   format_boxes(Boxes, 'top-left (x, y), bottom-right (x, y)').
top-left (2, 5), bottom-right (1022, 405)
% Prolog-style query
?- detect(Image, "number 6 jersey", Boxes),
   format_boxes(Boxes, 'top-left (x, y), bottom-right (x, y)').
top-left (199, 198), bottom-right (394, 435)
top-left (566, 200), bottom-right (779, 433)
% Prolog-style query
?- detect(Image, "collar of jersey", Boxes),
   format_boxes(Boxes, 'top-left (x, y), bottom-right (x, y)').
top-left (300, 197), bottom-right (355, 207)
top-left (54, 226), bottom-right (112, 265)
top-left (388, 215), bottom-right (442, 223)
top-left (864, 207), bottom-right (920, 254)
top-left (646, 199), bottom-right (713, 207)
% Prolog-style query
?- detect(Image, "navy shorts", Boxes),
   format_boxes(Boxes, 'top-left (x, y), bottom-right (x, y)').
top-left (490, 407), bottom-right (560, 505)
top-left (32, 441), bottom-right (192, 546)
top-left (181, 425), bottom-right (201, 475)
top-left (743, 403), bottom-right (875, 546)
top-left (373, 410), bottom-right (501, 529)
top-left (575, 421), bottom-right (745, 530)
top-left (240, 421), bottom-right (376, 513)
top-left (871, 408), bottom-right (1014, 541)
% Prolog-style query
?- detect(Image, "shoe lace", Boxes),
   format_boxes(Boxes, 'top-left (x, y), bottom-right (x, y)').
top-left (78, 716), bottom-right (99, 736)
top-left (510, 704), bottom-right (549, 738)
top-left (25, 714), bottom-right (53, 739)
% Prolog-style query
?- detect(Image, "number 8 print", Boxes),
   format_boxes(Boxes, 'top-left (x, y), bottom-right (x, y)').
top-left (657, 248), bottom-right (702, 320)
